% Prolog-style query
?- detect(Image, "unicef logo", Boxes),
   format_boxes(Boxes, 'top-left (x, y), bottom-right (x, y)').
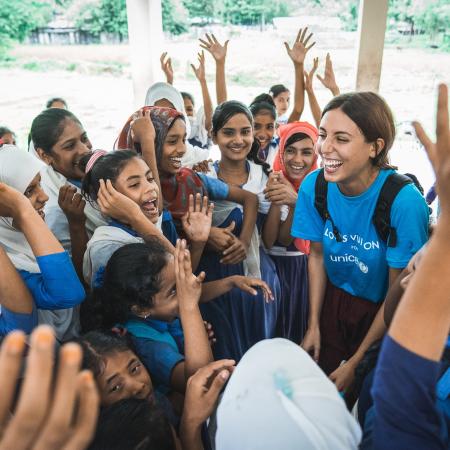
top-left (358, 261), bottom-right (369, 273)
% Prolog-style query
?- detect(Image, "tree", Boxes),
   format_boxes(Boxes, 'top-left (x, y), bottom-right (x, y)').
top-left (0, 0), bottom-right (52, 51)
top-left (162, 0), bottom-right (189, 34)
top-left (183, 0), bottom-right (216, 19)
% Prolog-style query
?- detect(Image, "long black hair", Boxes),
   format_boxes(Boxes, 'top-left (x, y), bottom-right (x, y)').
top-left (30, 108), bottom-right (81, 155)
top-left (80, 150), bottom-right (139, 203)
top-left (80, 240), bottom-right (170, 333)
top-left (212, 100), bottom-right (271, 176)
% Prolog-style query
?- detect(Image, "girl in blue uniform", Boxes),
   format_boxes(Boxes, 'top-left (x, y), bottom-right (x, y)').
top-left (262, 121), bottom-right (318, 343)
top-left (0, 145), bottom-right (85, 340)
top-left (196, 100), bottom-right (282, 362)
top-left (292, 92), bottom-right (429, 393)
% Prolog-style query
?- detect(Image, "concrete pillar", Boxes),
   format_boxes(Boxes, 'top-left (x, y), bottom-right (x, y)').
top-left (126, 0), bottom-right (164, 108)
top-left (355, 0), bottom-right (389, 92)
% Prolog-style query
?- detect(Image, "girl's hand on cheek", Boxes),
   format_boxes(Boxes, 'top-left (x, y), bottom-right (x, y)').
top-left (0, 183), bottom-right (34, 222)
top-left (97, 179), bottom-right (141, 224)
top-left (130, 109), bottom-right (156, 144)
top-left (175, 239), bottom-right (205, 310)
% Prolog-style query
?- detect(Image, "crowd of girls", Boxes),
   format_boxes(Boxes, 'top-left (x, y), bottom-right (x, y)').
top-left (0, 26), bottom-right (448, 450)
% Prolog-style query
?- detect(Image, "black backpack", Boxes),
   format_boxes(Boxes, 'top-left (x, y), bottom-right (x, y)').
top-left (314, 169), bottom-right (413, 248)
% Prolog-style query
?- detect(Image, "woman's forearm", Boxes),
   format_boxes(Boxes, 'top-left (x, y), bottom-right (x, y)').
top-left (262, 204), bottom-right (281, 249)
top-left (307, 242), bottom-right (327, 328)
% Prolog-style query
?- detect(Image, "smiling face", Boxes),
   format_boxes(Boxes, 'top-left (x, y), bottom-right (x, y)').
top-left (24, 173), bottom-right (49, 220)
top-left (273, 91), bottom-right (290, 116)
top-left (97, 350), bottom-right (153, 407)
top-left (159, 119), bottom-right (187, 177)
top-left (283, 137), bottom-right (315, 182)
top-left (113, 158), bottom-right (159, 224)
top-left (213, 113), bottom-right (253, 163)
top-left (36, 118), bottom-right (92, 180)
top-left (318, 108), bottom-right (381, 191)
top-left (183, 97), bottom-right (194, 117)
top-left (132, 255), bottom-right (179, 322)
top-left (254, 112), bottom-right (275, 150)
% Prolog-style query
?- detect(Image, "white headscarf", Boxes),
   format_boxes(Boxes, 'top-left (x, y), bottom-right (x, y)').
top-left (0, 145), bottom-right (44, 272)
top-left (144, 82), bottom-right (210, 167)
top-left (0, 145), bottom-right (77, 340)
top-left (216, 338), bottom-right (362, 450)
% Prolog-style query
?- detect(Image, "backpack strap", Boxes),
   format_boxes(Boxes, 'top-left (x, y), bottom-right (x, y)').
top-left (373, 173), bottom-right (412, 247)
top-left (314, 169), bottom-right (343, 242)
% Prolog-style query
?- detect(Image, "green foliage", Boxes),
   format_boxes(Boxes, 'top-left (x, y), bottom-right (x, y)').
top-left (220, 0), bottom-right (289, 25)
top-left (162, 0), bottom-right (189, 34)
top-left (75, 0), bottom-right (128, 39)
top-left (183, 0), bottom-right (216, 19)
top-left (0, 0), bottom-right (52, 51)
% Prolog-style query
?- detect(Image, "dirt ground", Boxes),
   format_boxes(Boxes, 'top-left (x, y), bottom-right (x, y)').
top-left (0, 26), bottom-right (448, 192)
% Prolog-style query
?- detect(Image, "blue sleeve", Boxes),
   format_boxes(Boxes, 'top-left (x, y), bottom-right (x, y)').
top-left (197, 173), bottom-right (229, 200)
top-left (0, 306), bottom-right (38, 337)
top-left (19, 252), bottom-right (85, 310)
top-left (162, 210), bottom-right (179, 246)
top-left (387, 184), bottom-right (429, 269)
top-left (132, 336), bottom-right (184, 390)
top-left (291, 170), bottom-right (324, 242)
top-left (372, 335), bottom-right (448, 450)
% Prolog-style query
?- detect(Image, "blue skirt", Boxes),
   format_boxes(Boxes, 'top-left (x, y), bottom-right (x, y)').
top-left (270, 250), bottom-right (309, 343)
top-left (198, 210), bottom-right (281, 362)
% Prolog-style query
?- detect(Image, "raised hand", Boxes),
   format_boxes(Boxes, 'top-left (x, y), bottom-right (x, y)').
top-left (304, 57), bottom-right (319, 93)
top-left (160, 52), bottom-right (174, 85)
top-left (175, 239), bottom-right (206, 310)
top-left (181, 359), bottom-right (235, 428)
top-left (191, 50), bottom-right (207, 82)
top-left (0, 182), bottom-right (35, 221)
top-left (0, 326), bottom-right (99, 450)
top-left (181, 193), bottom-right (214, 243)
top-left (284, 27), bottom-right (315, 66)
top-left (232, 275), bottom-right (274, 303)
top-left (130, 109), bottom-right (156, 145)
top-left (58, 185), bottom-right (86, 225)
top-left (97, 179), bottom-right (141, 224)
top-left (317, 53), bottom-right (340, 96)
top-left (199, 33), bottom-right (229, 63)
top-left (413, 84), bottom-right (449, 215)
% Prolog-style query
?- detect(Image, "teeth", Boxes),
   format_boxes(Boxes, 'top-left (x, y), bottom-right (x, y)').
top-left (291, 165), bottom-right (305, 170)
top-left (324, 158), bottom-right (343, 168)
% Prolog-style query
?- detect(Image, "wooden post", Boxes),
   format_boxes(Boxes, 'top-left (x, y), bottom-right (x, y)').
top-left (126, 0), bottom-right (164, 108)
top-left (355, 0), bottom-right (389, 92)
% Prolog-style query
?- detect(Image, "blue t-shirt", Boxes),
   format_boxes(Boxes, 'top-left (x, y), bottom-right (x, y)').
top-left (197, 173), bottom-right (229, 200)
top-left (128, 317), bottom-right (185, 393)
top-left (19, 252), bottom-right (85, 310)
top-left (371, 335), bottom-right (449, 449)
top-left (292, 169), bottom-right (429, 302)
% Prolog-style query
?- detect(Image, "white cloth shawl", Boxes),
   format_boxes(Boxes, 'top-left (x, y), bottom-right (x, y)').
top-left (144, 82), bottom-right (210, 167)
top-left (216, 338), bottom-right (362, 450)
top-left (83, 215), bottom-right (163, 286)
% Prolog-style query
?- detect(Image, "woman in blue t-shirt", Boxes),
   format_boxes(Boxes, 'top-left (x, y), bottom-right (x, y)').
top-left (292, 92), bottom-right (429, 393)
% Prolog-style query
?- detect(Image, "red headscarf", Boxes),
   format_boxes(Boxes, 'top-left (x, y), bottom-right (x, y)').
top-left (272, 121), bottom-right (318, 254)
top-left (115, 106), bottom-right (207, 220)
top-left (273, 121), bottom-right (319, 191)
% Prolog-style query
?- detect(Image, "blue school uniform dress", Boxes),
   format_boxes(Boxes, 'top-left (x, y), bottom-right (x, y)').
top-left (257, 136), bottom-right (279, 168)
top-left (0, 306), bottom-right (37, 337)
top-left (197, 162), bottom-right (281, 362)
top-left (267, 241), bottom-right (309, 343)
top-left (291, 168), bottom-right (429, 374)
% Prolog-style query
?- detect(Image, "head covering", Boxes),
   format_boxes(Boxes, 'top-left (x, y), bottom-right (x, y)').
top-left (0, 145), bottom-right (44, 272)
top-left (116, 106), bottom-right (205, 221)
top-left (273, 121), bottom-right (319, 191)
top-left (216, 338), bottom-right (361, 450)
top-left (144, 82), bottom-right (191, 137)
top-left (273, 122), bottom-right (318, 254)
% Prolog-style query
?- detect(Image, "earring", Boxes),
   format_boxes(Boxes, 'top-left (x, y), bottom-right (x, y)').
top-left (142, 312), bottom-right (151, 320)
